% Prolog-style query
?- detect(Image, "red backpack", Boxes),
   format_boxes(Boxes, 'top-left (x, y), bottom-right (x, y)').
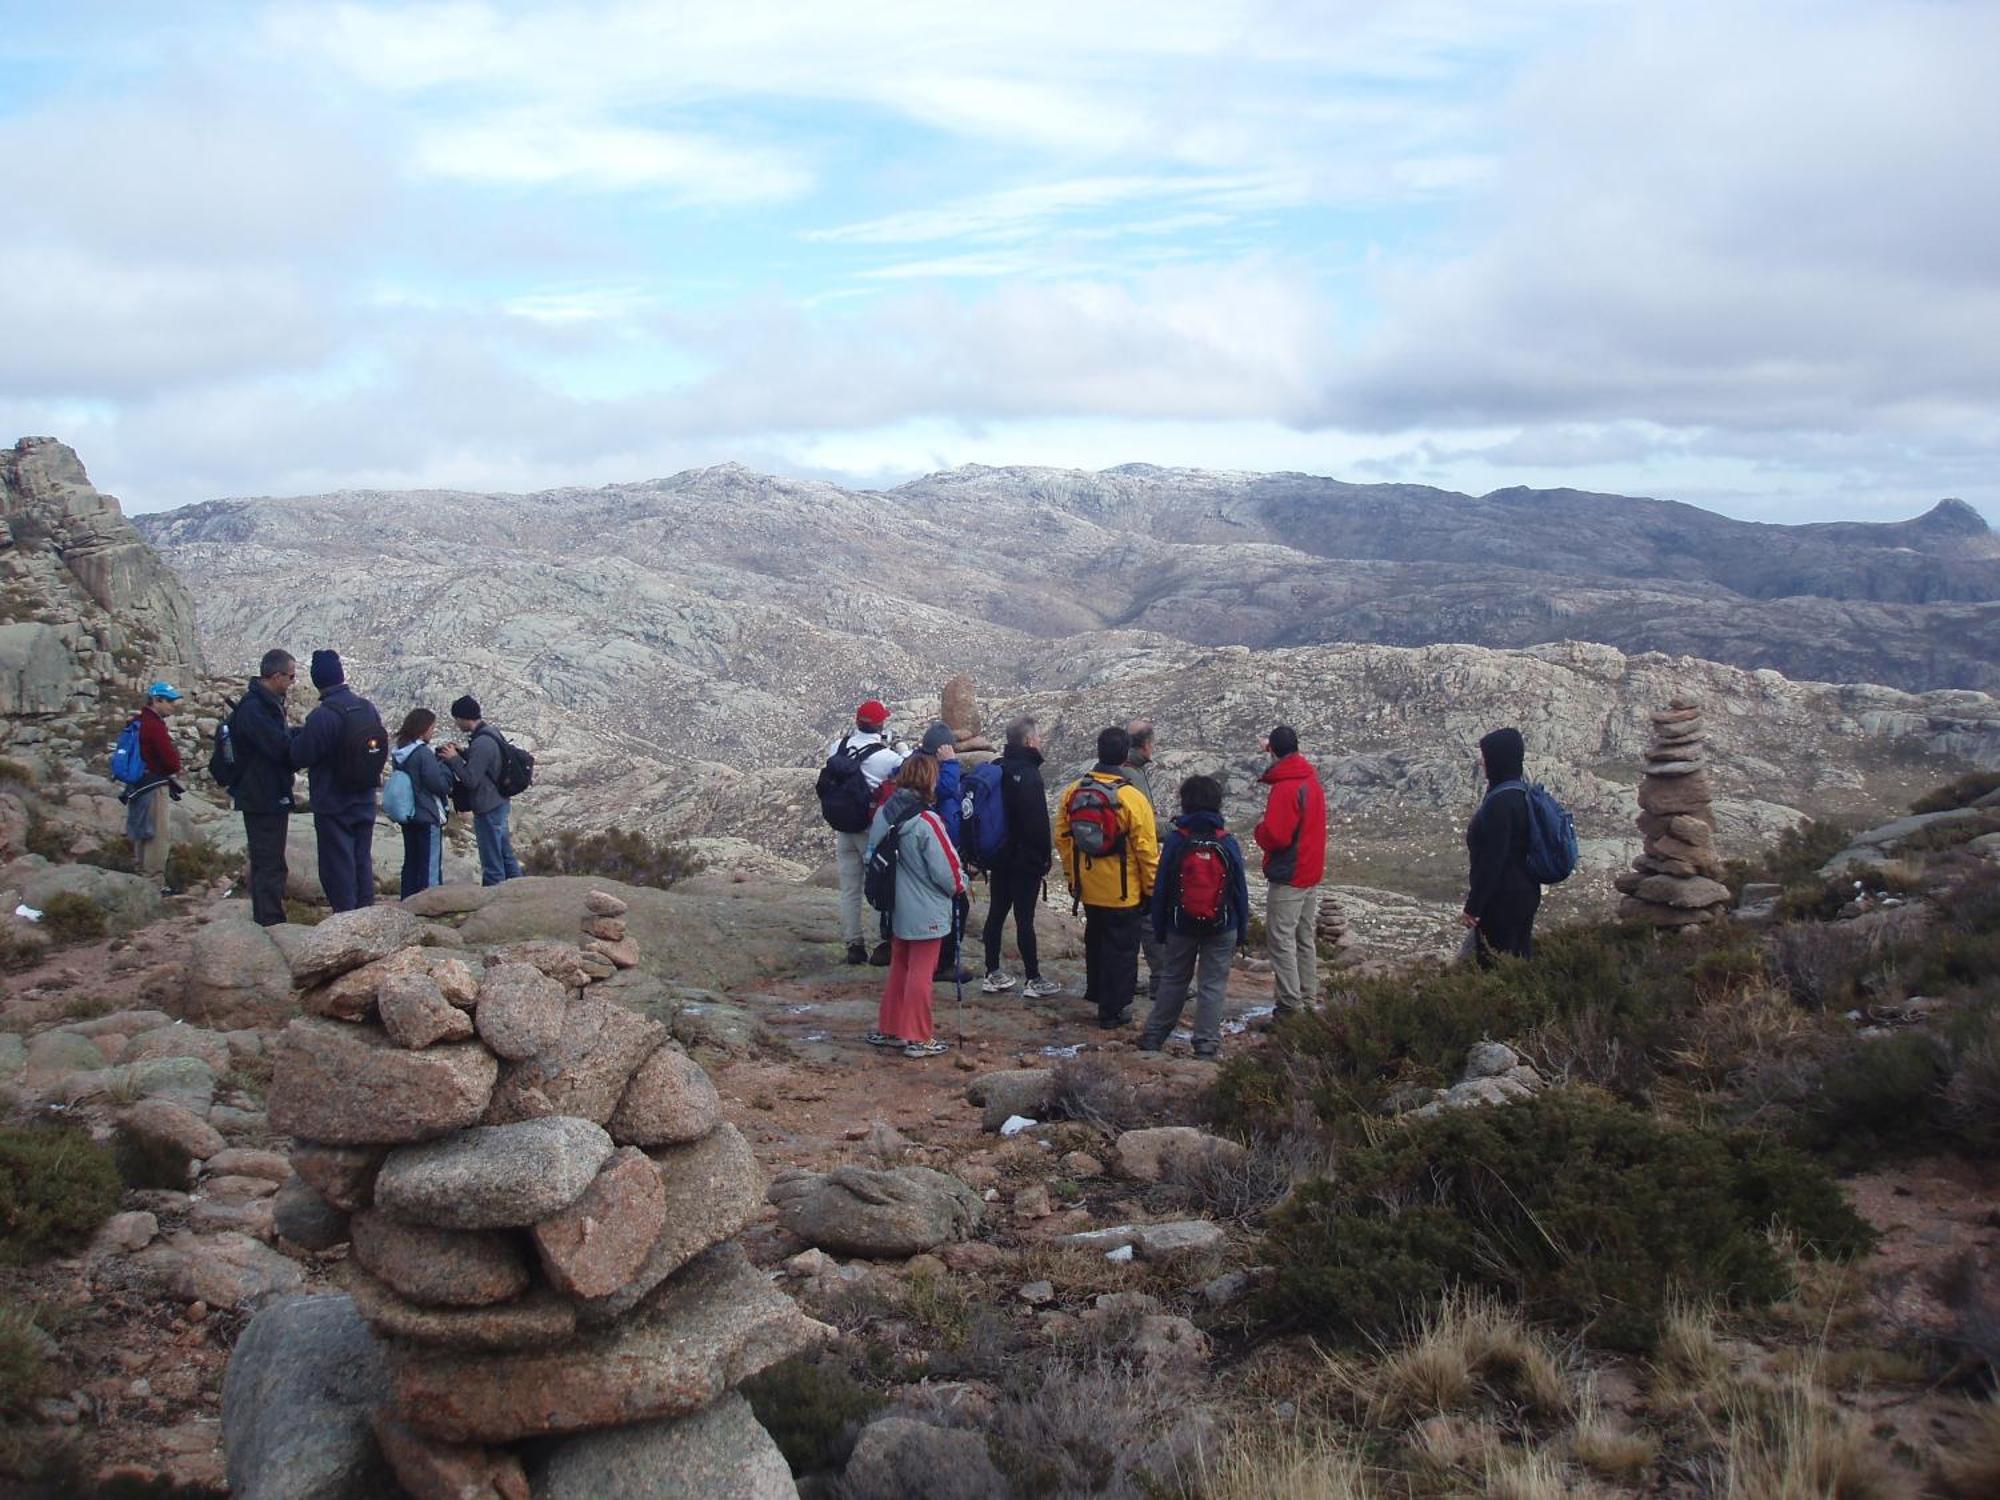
top-left (1064, 776), bottom-right (1131, 902)
top-left (1174, 833), bottom-right (1231, 933)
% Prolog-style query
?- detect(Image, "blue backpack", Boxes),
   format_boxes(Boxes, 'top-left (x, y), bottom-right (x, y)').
top-left (381, 762), bottom-right (418, 825)
top-left (1490, 779), bottom-right (1579, 885)
top-left (958, 761), bottom-right (1009, 869)
top-left (110, 717), bottom-right (147, 786)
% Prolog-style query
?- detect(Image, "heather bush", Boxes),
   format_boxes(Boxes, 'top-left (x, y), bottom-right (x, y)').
top-left (1912, 771), bottom-right (2000, 815)
top-left (524, 827), bottom-right (704, 889)
top-left (0, 1126), bottom-right (123, 1264)
top-left (38, 892), bottom-right (104, 946)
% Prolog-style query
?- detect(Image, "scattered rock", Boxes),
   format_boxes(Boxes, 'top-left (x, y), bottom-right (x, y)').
top-left (222, 1293), bottom-right (394, 1500)
top-left (1058, 1220), bottom-right (1227, 1259)
top-left (767, 1165), bottom-right (984, 1258)
top-left (90, 1210), bottom-right (159, 1257)
top-left (184, 920), bottom-right (294, 1029)
top-left (269, 1019), bottom-right (498, 1145)
top-left (1129, 1314), bottom-right (1211, 1378)
top-left (1462, 1041), bottom-right (1521, 1080)
top-left (1112, 1127), bottom-right (1249, 1184)
top-left (272, 905), bottom-right (424, 986)
top-left (127, 1230), bottom-right (305, 1309)
top-left (206, 1147), bottom-right (294, 1183)
top-left (127, 1022), bottom-right (233, 1074)
top-left (1018, 1280), bottom-right (1055, 1306)
top-left (120, 1097), bottom-right (225, 1181)
top-left (374, 1116), bottom-right (614, 1230)
top-left (841, 1416), bottom-right (1011, 1500)
top-left (966, 1068), bottom-right (1056, 1132)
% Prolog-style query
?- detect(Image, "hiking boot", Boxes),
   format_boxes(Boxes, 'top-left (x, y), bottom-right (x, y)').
top-left (1095, 1010), bottom-right (1132, 1030)
top-left (844, 942), bottom-right (869, 966)
top-left (1022, 977), bottom-right (1063, 999)
top-left (903, 1038), bottom-right (950, 1058)
top-left (868, 942), bottom-right (892, 967)
top-left (934, 966), bottom-right (975, 985)
top-left (864, 1030), bottom-right (902, 1048)
top-left (981, 970), bottom-right (1018, 994)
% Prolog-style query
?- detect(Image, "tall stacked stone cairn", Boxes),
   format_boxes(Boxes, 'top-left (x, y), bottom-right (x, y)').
top-left (1315, 895), bottom-right (1361, 967)
top-left (249, 895), bottom-right (828, 1497)
top-left (1615, 699), bottom-right (1733, 927)
top-left (940, 673), bottom-right (998, 766)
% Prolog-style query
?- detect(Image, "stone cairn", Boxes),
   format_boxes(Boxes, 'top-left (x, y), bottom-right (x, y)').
top-left (1315, 895), bottom-right (1361, 967)
top-left (1615, 699), bottom-right (1733, 927)
top-left (250, 895), bottom-right (828, 1497)
top-left (940, 673), bottom-right (998, 766)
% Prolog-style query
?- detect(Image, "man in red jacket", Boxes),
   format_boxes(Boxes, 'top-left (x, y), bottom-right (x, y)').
top-left (1252, 724), bottom-right (1328, 1018)
top-left (126, 682), bottom-right (185, 890)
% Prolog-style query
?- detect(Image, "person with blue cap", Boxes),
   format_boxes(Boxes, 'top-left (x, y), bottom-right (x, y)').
top-left (288, 649), bottom-right (390, 912)
top-left (125, 682), bottom-right (185, 891)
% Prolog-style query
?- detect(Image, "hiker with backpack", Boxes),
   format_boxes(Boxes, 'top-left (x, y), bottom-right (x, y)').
top-left (438, 695), bottom-right (529, 887)
top-left (817, 699), bottom-right (907, 966)
top-left (977, 715), bottom-right (1062, 999)
top-left (1463, 726), bottom-right (1577, 964)
top-left (1054, 726), bottom-right (1161, 1030)
top-left (1253, 724), bottom-right (1329, 1020)
top-left (118, 682), bottom-right (184, 892)
top-left (387, 709), bottom-right (457, 898)
top-left (914, 722), bottom-right (973, 986)
top-left (862, 751), bottom-right (967, 1059)
top-left (221, 650), bottom-right (299, 925)
top-left (288, 650), bottom-right (389, 913)
top-left (1139, 775), bottom-right (1250, 1060)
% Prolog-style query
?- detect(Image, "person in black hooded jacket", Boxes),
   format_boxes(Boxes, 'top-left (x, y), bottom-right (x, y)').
top-left (226, 649), bottom-right (299, 926)
top-left (1462, 726), bottom-right (1541, 963)
top-left (979, 716), bottom-right (1062, 998)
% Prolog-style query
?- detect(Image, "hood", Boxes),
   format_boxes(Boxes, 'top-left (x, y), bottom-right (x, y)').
top-left (1260, 751), bottom-right (1316, 785)
top-left (1173, 810), bottom-right (1229, 836)
top-left (391, 742), bottom-right (422, 766)
top-left (881, 787), bottom-right (927, 823)
top-left (1479, 727), bottom-right (1526, 786)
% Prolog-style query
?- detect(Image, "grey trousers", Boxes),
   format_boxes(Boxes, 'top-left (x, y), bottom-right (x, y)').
top-left (1140, 929), bottom-right (1236, 1055)
top-left (1266, 883), bottom-right (1321, 1014)
top-left (835, 830), bottom-right (870, 946)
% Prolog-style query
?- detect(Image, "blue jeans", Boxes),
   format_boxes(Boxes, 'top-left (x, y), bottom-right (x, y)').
top-left (474, 804), bottom-right (523, 887)
top-left (400, 821), bottom-right (443, 899)
top-left (315, 812), bottom-right (375, 913)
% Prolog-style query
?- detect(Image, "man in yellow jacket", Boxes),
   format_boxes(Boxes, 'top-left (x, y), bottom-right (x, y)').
top-left (1055, 726), bottom-right (1162, 1029)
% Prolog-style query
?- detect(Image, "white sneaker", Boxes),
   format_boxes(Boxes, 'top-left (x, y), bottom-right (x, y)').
top-left (1022, 977), bottom-right (1064, 998)
top-left (981, 970), bottom-right (1018, 993)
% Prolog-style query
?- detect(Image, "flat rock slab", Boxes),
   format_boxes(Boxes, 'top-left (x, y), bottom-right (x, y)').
top-left (766, 1164), bottom-right (983, 1259)
top-left (271, 1020), bottom-right (497, 1146)
top-left (402, 884), bottom-right (498, 917)
top-left (577, 1124), bottom-right (763, 1325)
top-left (1632, 873), bottom-right (1733, 910)
top-left (223, 1293), bottom-right (395, 1500)
top-left (126, 1229), bottom-right (304, 1310)
top-left (483, 994), bottom-right (664, 1126)
top-left (606, 1045), bottom-right (721, 1147)
top-left (274, 905), bottom-right (423, 986)
top-left (1058, 1220), bottom-right (1227, 1260)
top-left (127, 1023), bottom-right (233, 1073)
top-left (533, 1146), bottom-right (666, 1300)
top-left (474, 962), bottom-right (569, 1060)
top-left (388, 1241), bottom-right (831, 1445)
top-left (61, 1056), bottom-right (217, 1114)
top-left (1112, 1126), bottom-right (1250, 1184)
top-left (535, 1392), bottom-right (794, 1500)
top-left (309, 947), bottom-right (482, 1021)
top-left (375, 1116), bottom-right (613, 1229)
top-left (346, 1265), bottom-right (578, 1351)
top-left (352, 1209), bottom-right (533, 1307)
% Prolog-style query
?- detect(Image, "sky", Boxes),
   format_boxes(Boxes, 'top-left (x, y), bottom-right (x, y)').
top-left (1, 0), bottom-right (1995, 524)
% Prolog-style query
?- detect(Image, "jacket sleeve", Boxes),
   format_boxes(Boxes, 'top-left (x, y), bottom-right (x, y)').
top-left (1150, 831), bottom-right (1182, 940)
top-left (924, 813), bottom-right (966, 898)
top-left (1227, 836), bottom-right (1252, 945)
top-left (230, 700), bottom-right (291, 769)
top-left (1125, 785), bottom-right (1161, 898)
top-left (934, 759), bottom-right (962, 843)
top-left (1052, 780), bottom-right (1075, 887)
top-left (1254, 780), bottom-right (1297, 856)
top-left (289, 703), bottom-right (338, 769)
top-left (1465, 795), bottom-right (1519, 921)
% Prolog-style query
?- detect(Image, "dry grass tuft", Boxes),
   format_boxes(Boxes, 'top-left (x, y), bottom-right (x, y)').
top-left (1570, 1380), bottom-right (1658, 1482)
top-left (1653, 1299), bottom-right (1733, 1406)
top-left (1338, 1292), bottom-right (1572, 1425)
top-left (1481, 1447), bottom-right (1597, 1500)
top-left (1709, 1368), bottom-right (1902, 1500)
top-left (1192, 1426), bottom-right (1381, 1500)
top-left (1937, 1400), bottom-right (2000, 1498)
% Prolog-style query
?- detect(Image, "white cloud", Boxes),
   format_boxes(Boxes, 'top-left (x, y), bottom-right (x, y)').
top-left (412, 112), bottom-right (809, 200)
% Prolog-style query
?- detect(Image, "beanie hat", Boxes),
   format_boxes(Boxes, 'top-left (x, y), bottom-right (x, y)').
top-left (310, 650), bottom-right (344, 691)
top-left (451, 695), bottom-right (482, 722)
top-left (1268, 724), bottom-right (1299, 758)
top-left (856, 699), bottom-right (889, 730)
top-left (919, 721), bottom-right (957, 755)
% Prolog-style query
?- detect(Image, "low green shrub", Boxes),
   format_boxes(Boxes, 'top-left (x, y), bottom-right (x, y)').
top-left (22, 817), bottom-right (65, 863)
top-left (524, 828), bottom-right (705, 890)
top-left (0, 1126), bottom-right (123, 1265)
top-left (165, 836), bottom-right (241, 891)
top-left (38, 893), bottom-right (105, 945)
top-left (740, 1348), bottom-right (884, 1478)
top-left (1912, 772), bottom-right (2000, 815)
top-left (1792, 1031), bottom-right (1952, 1166)
top-left (1725, 818), bottom-right (1858, 894)
top-left (0, 1306), bottom-right (49, 1413)
top-left (1261, 1090), bottom-right (1872, 1354)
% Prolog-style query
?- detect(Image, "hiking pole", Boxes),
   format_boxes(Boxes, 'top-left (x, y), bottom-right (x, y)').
top-left (953, 895), bottom-right (967, 1052)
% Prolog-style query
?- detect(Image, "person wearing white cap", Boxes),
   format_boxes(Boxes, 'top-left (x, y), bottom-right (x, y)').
top-left (125, 682), bottom-right (185, 891)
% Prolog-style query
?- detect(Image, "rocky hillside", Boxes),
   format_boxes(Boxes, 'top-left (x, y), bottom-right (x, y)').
top-left (2, 439), bottom-right (203, 744)
top-left (139, 462), bottom-right (2000, 693)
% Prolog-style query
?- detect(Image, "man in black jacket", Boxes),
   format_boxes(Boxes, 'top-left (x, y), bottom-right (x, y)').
top-left (1463, 726), bottom-right (1542, 963)
top-left (980, 716), bottom-right (1062, 998)
top-left (227, 649), bottom-right (298, 926)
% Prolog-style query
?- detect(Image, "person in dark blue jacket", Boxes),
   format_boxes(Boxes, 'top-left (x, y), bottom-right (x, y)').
top-left (1139, 774), bottom-right (1250, 1060)
top-left (288, 649), bottom-right (387, 913)
top-left (225, 649), bottom-right (298, 925)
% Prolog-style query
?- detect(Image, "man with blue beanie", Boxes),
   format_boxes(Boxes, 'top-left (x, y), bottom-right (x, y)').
top-left (288, 649), bottom-right (388, 912)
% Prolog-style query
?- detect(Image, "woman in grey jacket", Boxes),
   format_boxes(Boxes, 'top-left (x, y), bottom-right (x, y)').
top-left (864, 753), bottom-right (966, 1058)
top-left (391, 709), bottom-right (457, 898)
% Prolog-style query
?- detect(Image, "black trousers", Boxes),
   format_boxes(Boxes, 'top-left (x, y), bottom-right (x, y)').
top-left (243, 812), bottom-right (289, 927)
top-left (1475, 887), bottom-right (1541, 965)
top-left (981, 861), bottom-right (1043, 980)
top-left (1083, 904), bottom-right (1144, 1024)
top-left (316, 812), bottom-right (376, 913)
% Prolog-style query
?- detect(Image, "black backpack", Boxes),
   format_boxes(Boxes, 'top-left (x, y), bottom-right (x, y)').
top-left (332, 699), bottom-right (389, 792)
top-left (864, 807), bottom-right (920, 914)
top-left (208, 697), bottom-right (244, 791)
top-left (477, 726), bottom-right (535, 798)
top-left (817, 734), bottom-right (883, 833)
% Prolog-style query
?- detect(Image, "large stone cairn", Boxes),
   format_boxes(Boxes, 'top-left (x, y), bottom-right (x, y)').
top-left (1615, 699), bottom-right (1733, 926)
top-left (255, 895), bottom-right (828, 1497)
top-left (940, 673), bottom-right (998, 766)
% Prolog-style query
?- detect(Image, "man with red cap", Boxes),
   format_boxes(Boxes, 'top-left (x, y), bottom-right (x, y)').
top-left (818, 699), bottom-right (907, 965)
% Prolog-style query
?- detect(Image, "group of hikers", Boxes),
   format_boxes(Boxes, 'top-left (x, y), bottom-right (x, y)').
top-left (118, 649), bottom-right (534, 926)
top-left (822, 702), bottom-right (1563, 1061)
